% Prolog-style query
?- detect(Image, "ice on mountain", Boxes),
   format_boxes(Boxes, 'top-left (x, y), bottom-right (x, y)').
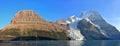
top-left (67, 16), bottom-right (84, 40)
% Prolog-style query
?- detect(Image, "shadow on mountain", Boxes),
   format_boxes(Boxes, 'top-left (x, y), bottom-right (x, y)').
top-left (10, 36), bottom-right (57, 41)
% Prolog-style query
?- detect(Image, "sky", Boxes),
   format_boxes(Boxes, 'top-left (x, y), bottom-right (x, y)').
top-left (0, 0), bottom-right (120, 31)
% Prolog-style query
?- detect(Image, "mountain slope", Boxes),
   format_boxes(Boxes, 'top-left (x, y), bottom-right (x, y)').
top-left (63, 11), bottom-right (120, 40)
top-left (0, 10), bottom-right (71, 41)
top-left (79, 11), bottom-right (120, 39)
top-left (77, 18), bottom-right (108, 40)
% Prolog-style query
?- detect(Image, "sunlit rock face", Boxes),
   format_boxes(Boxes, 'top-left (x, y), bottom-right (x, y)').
top-left (56, 19), bottom-right (67, 25)
top-left (2, 10), bottom-right (68, 32)
top-left (0, 10), bottom-right (71, 41)
top-left (11, 10), bottom-right (47, 24)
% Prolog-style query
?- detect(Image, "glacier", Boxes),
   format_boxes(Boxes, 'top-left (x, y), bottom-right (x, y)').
top-left (67, 16), bottom-right (85, 40)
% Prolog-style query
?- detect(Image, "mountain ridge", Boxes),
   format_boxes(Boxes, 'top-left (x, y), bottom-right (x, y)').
top-left (0, 10), bottom-right (120, 41)
top-left (57, 10), bottom-right (120, 40)
top-left (0, 10), bottom-right (71, 41)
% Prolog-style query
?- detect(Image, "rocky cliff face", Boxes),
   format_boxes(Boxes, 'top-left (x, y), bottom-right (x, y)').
top-left (78, 11), bottom-right (120, 39)
top-left (77, 19), bottom-right (108, 40)
top-left (11, 10), bottom-right (47, 24)
top-left (59, 11), bottom-right (120, 40)
top-left (0, 10), bottom-right (70, 41)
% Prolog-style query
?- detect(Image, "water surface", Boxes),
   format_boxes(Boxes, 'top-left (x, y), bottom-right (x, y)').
top-left (0, 40), bottom-right (120, 46)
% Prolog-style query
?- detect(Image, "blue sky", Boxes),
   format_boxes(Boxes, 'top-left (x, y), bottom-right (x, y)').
top-left (0, 0), bottom-right (120, 31)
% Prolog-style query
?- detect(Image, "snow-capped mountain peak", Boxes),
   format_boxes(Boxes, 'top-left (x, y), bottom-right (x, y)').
top-left (57, 10), bottom-right (120, 40)
top-left (80, 10), bottom-right (103, 21)
top-left (66, 15), bottom-right (81, 24)
top-left (70, 15), bottom-right (76, 19)
top-left (69, 15), bottom-right (77, 22)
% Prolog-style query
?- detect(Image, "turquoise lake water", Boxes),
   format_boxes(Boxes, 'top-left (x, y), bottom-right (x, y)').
top-left (0, 40), bottom-right (120, 46)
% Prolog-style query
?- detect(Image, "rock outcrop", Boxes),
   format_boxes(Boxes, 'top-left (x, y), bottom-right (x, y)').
top-left (56, 19), bottom-right (67, 25)
top-left (77, 19), bottom-right (108, 40)
top-left (0, 10), bottom-right (70, 41)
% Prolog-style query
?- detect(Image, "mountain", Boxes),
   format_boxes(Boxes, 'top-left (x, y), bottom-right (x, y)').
top-left (78, 11), bottom-right (120, 39)
top-left (77, 18), bottom-right (108, 40)
top-left (63, 11), bottom-right (120, 40)
top-left (0, 10), bottom-right (119, 41)
top-left (0, 10), bottom-right (71, 41)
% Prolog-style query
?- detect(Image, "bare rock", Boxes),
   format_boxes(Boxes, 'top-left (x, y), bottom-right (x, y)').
top-left (0, 10), bottom-right (71, 40)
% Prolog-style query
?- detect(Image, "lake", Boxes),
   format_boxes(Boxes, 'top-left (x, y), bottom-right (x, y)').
top-left (0, 40), bottom-right (120, 46)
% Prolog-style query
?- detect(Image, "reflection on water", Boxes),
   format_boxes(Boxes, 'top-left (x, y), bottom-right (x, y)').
top-left (0, 40), bottom-right (120, 46)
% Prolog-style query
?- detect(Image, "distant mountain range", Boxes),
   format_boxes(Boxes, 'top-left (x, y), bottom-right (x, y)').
top-left (0, 10), bottom-right (120, 41)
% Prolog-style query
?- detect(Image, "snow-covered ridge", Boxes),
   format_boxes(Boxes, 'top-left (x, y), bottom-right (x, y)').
top-left (66, 15), bottom-right (81, 23)
top-left (80, 10), bottom-right (104, 21)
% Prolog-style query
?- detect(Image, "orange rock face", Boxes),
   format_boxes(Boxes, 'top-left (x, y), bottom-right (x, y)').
top-left (1, 10), bottom-right (68, 32)
top-left (11, 10), bottom-right (47, 24)
top-left (56, 19), bottom-right (67, 24)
